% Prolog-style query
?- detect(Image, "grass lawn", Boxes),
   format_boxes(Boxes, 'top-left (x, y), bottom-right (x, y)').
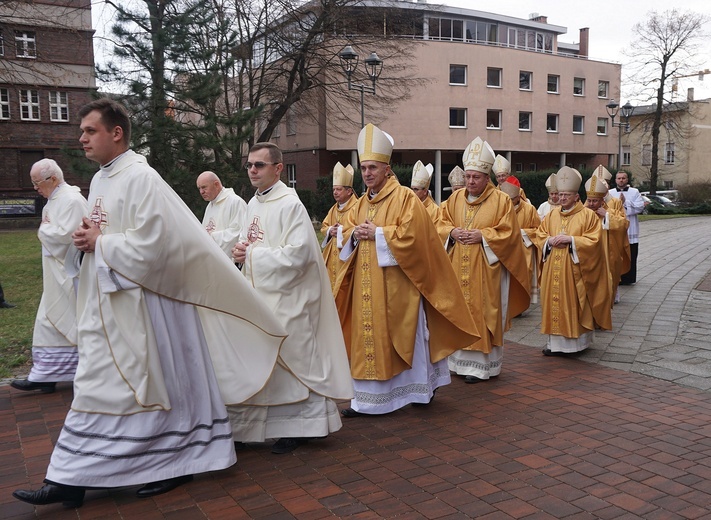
top-left (0, 230), bottom-right (42, 379)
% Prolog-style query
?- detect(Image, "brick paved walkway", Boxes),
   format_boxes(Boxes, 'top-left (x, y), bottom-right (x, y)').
top-left (4, 342), bottom-right (711, 519)
top-left (3, 216), bottom-right (711, 519)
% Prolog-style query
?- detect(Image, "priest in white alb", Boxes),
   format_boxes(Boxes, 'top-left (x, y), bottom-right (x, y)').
top-left (231, 142), bottom-right (353, 454)
top-left (197, 170), bottom-right (247, 258)
top-left (11, 159), bottom-right (88, 394)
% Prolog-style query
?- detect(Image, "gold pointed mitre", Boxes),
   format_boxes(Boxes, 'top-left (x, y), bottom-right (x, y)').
top-left (492, 154), bottom-right (511, 175)
top-left (556, 166), bottom-right (582, 192)
top-left (462, 137), bottom-right (495, 174)
top-left (499, 181), bottom-right (520, 199)
top-left (411, 160), bottom-right (432, 189)
top-left (545, 173), bottom-right (558, 193)
top-left (332, 162), bottom-right (354, 187)
top-left (448, 166), bottom-right (465, 188)
top-left (594, 164), bottom-right (612, 182)
top-left (585, 172), bottom-right (608, 199)
top-left (357, 123), bottom-right (393, 164)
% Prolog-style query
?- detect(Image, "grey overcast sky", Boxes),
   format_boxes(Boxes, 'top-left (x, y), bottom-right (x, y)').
top-left (442, 0), bottom-right (711, 101)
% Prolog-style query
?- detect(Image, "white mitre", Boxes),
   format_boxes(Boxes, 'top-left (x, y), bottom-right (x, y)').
top-left (585, 172), bottom-right (608, 199)
top-left (411, 160), bottom-right (433, 189)
top-left (357, 123), bottom-right (394, 164)
top-left (332, 162), bottom-right (354, 187)
top-left (462, 137), bottom-right (495, 174)
top-left (492, 154), bottom-right (511, 175)
top-left (556, 166), bottom-right (582, 192)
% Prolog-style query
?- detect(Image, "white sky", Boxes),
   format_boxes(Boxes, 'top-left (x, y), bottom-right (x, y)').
top-left (443, 0), bottom-right (711, 102)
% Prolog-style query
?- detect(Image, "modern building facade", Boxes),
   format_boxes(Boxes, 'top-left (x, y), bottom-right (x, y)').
top-left (0, 0), bottom-right (96, 209)
top-left (266, 1), bottom-right (622, 203)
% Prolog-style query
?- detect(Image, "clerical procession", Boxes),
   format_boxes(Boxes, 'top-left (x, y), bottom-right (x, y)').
top-left (2, 98), bottom-right (648, 511)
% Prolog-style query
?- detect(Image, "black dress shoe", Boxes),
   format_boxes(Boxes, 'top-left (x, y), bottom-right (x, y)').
top-left (234, 441), bottom-right (247, 451)
top-left (341, 407), bottom-right (365, 418)
top-left (271, 437), bottom-right (308, 454)
top-left (542, 349), bottom-right (567, 357)
top-left (464, 375), bottom-right (483, 384)
top-left (13, 483), bottom-right (85, 508)
top-left (10, 379), bottom-right (56, 393)
top-left (136, 474), bottom-right (193, 498)
top-left (411, 388), bottom-right (437, 406)
top-left (0, 301), bottom-right (16, 308)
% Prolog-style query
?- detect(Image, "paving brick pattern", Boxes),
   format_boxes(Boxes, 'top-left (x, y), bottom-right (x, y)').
top-left (3, 216), bottom-right (711, 519)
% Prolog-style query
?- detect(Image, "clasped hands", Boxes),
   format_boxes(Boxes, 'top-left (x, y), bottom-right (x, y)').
top-left (353, 219), bottom-right (376, 241)
top-left (72, 217), bottom-right (101, 253)
top-left (548, 233), bottom-right (573, 248)
top-left (451, 227), bottom-right (482, 245)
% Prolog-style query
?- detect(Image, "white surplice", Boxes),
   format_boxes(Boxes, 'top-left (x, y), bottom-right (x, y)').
top-left (229, 181), bottom-right (353, 441)
top-left (46, 150), bottom-right (289, 487)
top-left (202, 187), bottom-right (247, 257)
top-left (29, 183), bottom-right (87, 382)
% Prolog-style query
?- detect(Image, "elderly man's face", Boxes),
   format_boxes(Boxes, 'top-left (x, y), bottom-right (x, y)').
top-left (332, 185), bottom-right (353, 204)
top-left (361, 160), bottom-right (389, 193)
top-left (465, 170), bottom-right (490, 197)
top-left (30, 165), bottom-right (58, 199)
top-left (495, 171), bottom-right (508, 185)
top-left (615, 172), bottom-right (629, 189)
top-left (558, 191), bottom-right (578, 210)
top-left (197, 178), bottom-right (221, 202)
top-left (549, 191), bottom-right (560, 205)
top-left (412, 186), bottom-right (428, 202)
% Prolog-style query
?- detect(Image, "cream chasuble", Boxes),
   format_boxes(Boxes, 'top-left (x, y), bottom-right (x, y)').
top-left (439, 184), bottom-right (531, 355)
top-left (71, 151), bottom-right (288, 415)
top-left (515, 200), bottom-right (542, 304)
top-left (202, 187), bottom-right (247, 257)
top-left (29, 183), bottom-right (88, 382)
top-left (533, 202), bottom-right (612, 349)
top-left (320, 194), bottom-right (358, 291)
top-left (334, 176), bottom-right (479, 381)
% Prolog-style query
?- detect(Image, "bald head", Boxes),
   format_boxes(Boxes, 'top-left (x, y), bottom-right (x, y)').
top-left (197, 171), bottom-right (223, 202)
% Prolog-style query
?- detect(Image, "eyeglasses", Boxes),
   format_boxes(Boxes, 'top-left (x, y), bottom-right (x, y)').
top-left (31, 176), bottom-right (53, 187)
top-left (244, 161), bottom-right (280, 170)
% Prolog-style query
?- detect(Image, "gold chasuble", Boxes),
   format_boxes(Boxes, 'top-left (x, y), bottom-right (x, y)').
top-left (533, 202), bottom-right (612, 339)
top-left (334, 176), bottom-right (479, 381)
top-left (320, 194), bottom-right (358, 290)
top-left (601, 200), bottom-right (631, 300)
top-left (439, 184), bottom-right (531, 353)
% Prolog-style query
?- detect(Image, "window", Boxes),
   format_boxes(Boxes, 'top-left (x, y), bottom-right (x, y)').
top-left (572, 116), bottom-right (584, 134)
top-left (519, 71), bottom-right (532, 90)
top-left (529, 163), bottom-right (537, 172)
top-left (622, 146), bottom-right (631, 166)
top-left (450, 65), bottom-right (466, 85)
top-left (596, 117), bottom-right (608, 135)
top-left (642, 144), bottom-right (652, 166)
top-left (449, 108), bottom-right (466, 128)
top-left (518, 111), bottom-right (532, 131)
top-left (19, 89), bottom-right (40, 120)
top-left (487, 68), bottom-right (502, 88)
top-left (486, 110), bottom-right (501, 129)
top-left (48, 91), bottom-right (69, 122)
top-left (664, 180), bottom-right (674, 189)
top-left (0, 88), bottom-right (9, 120)
top-left (0, 32), bottom-right (4, 56)
top-left (547, 75), bottom-right (559, 94)
top-left (286, 164), bottom-right (296, 188)
top-left (15, 31), bottom-right (36, 58)
top-left (665, 142), bottom-right (675, 164)
top-left (515, 163), bottom-right (523, 173)
top-left (573, 77), bottom-right (585, 96)
top-left (272, 122), bottom-right (280, 138)
top-left (598, 81), bottom-right (609, 98)
top-left (546, 114), bottom-right (559, 132)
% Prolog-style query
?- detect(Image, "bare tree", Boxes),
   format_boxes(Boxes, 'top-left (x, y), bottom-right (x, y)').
top-left (625, 9), bottom-right (709, 194)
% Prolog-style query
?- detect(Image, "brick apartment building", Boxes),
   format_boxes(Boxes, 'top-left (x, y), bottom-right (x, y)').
top-left (0, 0), bottom-right (96, 215)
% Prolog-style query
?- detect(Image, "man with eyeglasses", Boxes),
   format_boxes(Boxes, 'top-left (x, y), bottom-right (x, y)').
top-left (533, 166), bottom-right (612, 356)
top-left (13, 98), bottom-right (290, 508)
top-left (230, 142), bottom-right (352, 454)
top-left (11, 159), bottom-right (88, 394)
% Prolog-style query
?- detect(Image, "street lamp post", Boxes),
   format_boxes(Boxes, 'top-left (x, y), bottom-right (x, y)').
top-left (606, 99), bottom-right (635, 170)
top-left (339, 45), bottom-right (383, 128)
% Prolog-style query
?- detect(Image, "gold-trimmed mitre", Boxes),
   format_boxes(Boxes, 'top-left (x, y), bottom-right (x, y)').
top-left (357, 123), bottom-right (393, 164)
top-left (462, 137), bottom-right (495, 174)
top-left (585, 173), bottom-right (608, 199)
top-left (545, 173), bottom-right (558, 193)
top-left (492, 154), bottom-right (511, 175)
top-left (448, 166), bottom-right (465, 188)
top-left (499, 181), bottom-right (520, 199)
top-left (332, 162), bottom-right (354, 187)
top-left (593, 164), bottom-right (612, 182)
top-left (410, 160), bottom-right (433, 189)
top-left (556, 166), bottom-right (582, 192)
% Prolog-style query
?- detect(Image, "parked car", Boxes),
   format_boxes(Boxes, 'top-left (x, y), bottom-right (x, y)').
top-left (641, 194), bottom-right (675, 214)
